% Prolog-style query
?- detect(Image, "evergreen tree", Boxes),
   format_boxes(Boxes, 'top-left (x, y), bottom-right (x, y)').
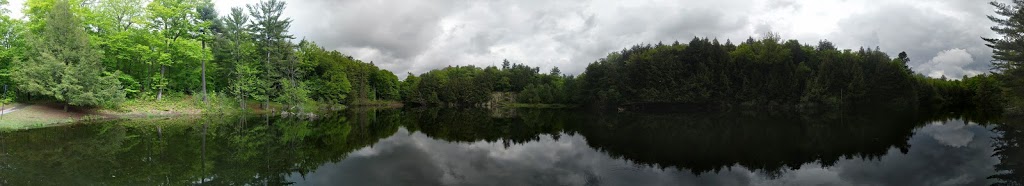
top-left (984, 0), bottom-right (1024, 104)
top-left (12, 0), bottom-right (124, 111)
top-left (248, 0), bottom-right (296, 109)
top-left (217, 7), bottom-right (261, 110)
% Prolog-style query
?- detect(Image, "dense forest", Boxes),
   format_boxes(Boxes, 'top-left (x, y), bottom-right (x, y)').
top-left (0, 0), bottom-right (1020, 113)
top-left (397, 36), bottom-right (1004, 112)
top-left (0, 0), bottom-right (401, 111)
top-left (580, 37), bottom-right (1004, 111)
top-left (400, 61), bottom-right (579, 106)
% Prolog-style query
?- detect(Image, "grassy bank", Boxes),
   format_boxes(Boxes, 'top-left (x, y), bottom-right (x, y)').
top-left (0, 102), bottom-right (110, 131)
top-left (0, 94), bottom-right (344, 131)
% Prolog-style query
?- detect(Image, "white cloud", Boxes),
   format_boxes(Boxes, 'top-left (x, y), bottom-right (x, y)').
top-left (917, 48), bottom-right (985, 79)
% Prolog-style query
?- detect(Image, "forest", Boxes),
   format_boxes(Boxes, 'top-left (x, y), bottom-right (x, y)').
top-left (398, 36), bottom-right (1004, 112)
top-left (0, 0), bottom-right (1020, 113)
top-left (578, 37), bottom-right (1004, 111)
top-left (0, 0), bottom-right (401, 112)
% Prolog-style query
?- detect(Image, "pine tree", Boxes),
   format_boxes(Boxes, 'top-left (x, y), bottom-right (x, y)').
top-left (220, 7), bottom-right (260, 111)
top-left (12, 0), bottom-right (125, 111)
top-left (984, 1), bottom-right (1024, 102)
top-left (248, 0), bottom-right (295, 110)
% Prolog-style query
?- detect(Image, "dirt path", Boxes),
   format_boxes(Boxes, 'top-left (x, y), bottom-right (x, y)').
top-left (0, 103), bottom-right (27, 115)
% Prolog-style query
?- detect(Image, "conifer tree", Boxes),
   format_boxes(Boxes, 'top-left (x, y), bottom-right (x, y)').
top-left (12, 0), bottom-right (124, 111)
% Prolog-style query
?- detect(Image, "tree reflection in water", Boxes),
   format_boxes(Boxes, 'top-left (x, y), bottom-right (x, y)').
top-left (0, 107), bottom-right (1016, 185)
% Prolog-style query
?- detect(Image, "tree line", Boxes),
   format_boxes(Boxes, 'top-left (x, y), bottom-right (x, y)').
top-left (397, 35), bottom-right (1002, 111)
top-left (579, 36), bottom-right (1003, 111)
top-left (400, 60), bottom-right (579, 106)
top-left (0, 0), bottom-right (400, 111)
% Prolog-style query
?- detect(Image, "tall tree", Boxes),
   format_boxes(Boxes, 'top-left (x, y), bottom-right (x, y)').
top-left (248, 0), bottom-right (295, 109)
top-left (0, 0), bottom-right (24, 94)
top-left (93, 0), bottom-right (149, 98)
top-left (12, 0), bottom-right (124, 111)
top-left (196, 0), bottom-right (216, 104)
top-left (984, 1), bottom-right (1024, 102)
top-left (218, 7), bottom-right (259, 110)
top-left (146, 0), bottom-right (201, 101)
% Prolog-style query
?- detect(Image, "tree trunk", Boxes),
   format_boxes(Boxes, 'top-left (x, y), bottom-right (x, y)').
top-left (63, 103), bottom-right (68, 112)
top-left (201, 40), bottom-right (208, 105)
top-left (202, 60), bottom-right (207, 103)
top-left (157, 65), bottom-right (165, 101)
top-left (240, 93), bottom-right (246, 111)
top-left (265, 50), bottom-right (270, 110)
top-left (235, 39), bottom-right (243, 112)
top-left (159, 35), bottom-right (172, 102)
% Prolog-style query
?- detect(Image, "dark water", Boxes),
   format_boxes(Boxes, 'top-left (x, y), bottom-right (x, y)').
top-left (0, 108), bottom-right (1021, 185)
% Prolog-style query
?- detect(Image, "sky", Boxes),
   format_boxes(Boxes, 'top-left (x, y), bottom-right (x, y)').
top-left (3, 0), bottom-right (1007, 79)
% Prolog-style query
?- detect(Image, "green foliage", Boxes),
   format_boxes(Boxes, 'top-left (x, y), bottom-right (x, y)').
top-left (11, 0), bottom-right (124, 108)
top-left (985, 1), bottom-right (1024, 110)
top-left (402, 62), bottom-right (577, 106)
top-left (578, 36), bottom-right (997, 111)
top-left (0, 0), bottom-right (403, 111)
top-left (0, 6), bottom-right (23, 102)
top-left (301, 48), bottom-right (351, 104)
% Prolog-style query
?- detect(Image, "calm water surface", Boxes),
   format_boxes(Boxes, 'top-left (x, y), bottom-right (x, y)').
top-left (0, 108), bottom-right (1021, 185)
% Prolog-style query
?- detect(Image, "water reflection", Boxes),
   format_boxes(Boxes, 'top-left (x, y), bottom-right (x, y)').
top-left (990, 119), bottom-right (1024, 185)
top-left (0, 108), bottom-right (1017, 185)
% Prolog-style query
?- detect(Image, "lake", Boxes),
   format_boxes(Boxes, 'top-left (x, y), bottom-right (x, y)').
top-left (0, 108), bottom-right (1020, 185)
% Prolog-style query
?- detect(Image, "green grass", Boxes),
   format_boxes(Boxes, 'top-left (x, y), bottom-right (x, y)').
top-left (110, 92), bottom-right (242, 115)
top-left (0, 91), bottom-right (403, 130)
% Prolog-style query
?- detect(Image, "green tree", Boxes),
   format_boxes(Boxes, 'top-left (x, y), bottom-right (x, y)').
top-left (216, 7), bottom-right (260, 109)
top-left (145, 0), bottom-right (202, 101)
top-left (984, 0), bottom-right (1024, 106)
top-left (12, 0), bottom-right (125, 111)
top-left (93, 0), bottom-right (150, 98)
top-left (248, 0), bottom-right (295, 109)
top-left (0, 0), bottom-right (25, 101)
top-left (196, 0), bottom-right (217, 104)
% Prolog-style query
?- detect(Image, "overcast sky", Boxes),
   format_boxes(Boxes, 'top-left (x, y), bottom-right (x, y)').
top-left (4, 0), bottom-right (1006, 79)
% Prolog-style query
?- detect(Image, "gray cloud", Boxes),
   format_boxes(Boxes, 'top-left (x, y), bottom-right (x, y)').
top-left (825, 0), bottom-right (997, 79)
top-left (211, 0), bottom-right (757, 77)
